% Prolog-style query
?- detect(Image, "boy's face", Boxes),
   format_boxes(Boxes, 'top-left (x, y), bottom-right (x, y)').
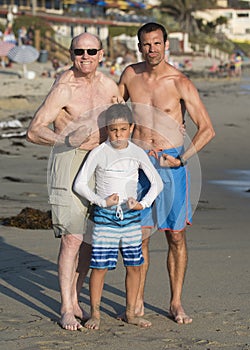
top-left (107, 118), bottom-right (134, 149)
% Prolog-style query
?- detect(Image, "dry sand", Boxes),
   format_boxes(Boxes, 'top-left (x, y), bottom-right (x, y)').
top-left (0, 61), bottom-right (250, 350)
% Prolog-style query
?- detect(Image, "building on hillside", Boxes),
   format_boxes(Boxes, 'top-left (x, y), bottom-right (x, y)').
top-left (194, 7), bottom-right (250, 43)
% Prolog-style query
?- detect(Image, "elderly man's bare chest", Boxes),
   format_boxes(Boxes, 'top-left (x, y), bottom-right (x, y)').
top-left (69, 85), bottom-right (112, 115)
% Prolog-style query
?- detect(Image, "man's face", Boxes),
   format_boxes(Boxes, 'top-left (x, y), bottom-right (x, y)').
top-left (71, 34), bottom-right (103, 74)
top-left (138, 29), bottom-right (166, 67)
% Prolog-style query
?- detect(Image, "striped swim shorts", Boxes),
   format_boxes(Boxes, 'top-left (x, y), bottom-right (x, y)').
top-left (90, 205), bottom-right (144, 270)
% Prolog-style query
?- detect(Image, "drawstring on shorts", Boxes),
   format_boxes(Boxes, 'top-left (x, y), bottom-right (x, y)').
top-left (115, 204), bottom-right (124, 220)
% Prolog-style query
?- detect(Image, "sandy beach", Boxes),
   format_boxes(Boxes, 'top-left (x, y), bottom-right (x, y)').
top-left (0, 60), bottom-right (250, 350)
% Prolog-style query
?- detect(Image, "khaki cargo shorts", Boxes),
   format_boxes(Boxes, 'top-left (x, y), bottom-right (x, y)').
top-left (48, 147), bottom-right (94, 244)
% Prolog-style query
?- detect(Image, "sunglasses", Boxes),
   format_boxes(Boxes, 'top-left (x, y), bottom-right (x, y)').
top-left (73, 48), bottom-right (101, 56)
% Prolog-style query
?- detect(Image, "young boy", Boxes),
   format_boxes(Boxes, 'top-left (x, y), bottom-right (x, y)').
top-left (73, 104), bottom-right (163, 329)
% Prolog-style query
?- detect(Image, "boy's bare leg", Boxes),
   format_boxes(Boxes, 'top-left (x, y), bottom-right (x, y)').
top-left (135, 228), bottom-right (151, 316)
top-left (85, 268), bottom-right (107, 330)
top-left (117, 229), bottom-right (151, 320)
top-left (165, 230), bottom-right (192, 324)
top-left (58, 234), bottom-right (84, 330)
top-left (125, 265), bottom-right (151, 328)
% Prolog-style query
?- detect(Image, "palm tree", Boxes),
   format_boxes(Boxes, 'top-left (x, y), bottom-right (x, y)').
top-left (160, 0), bottom-right (217, 34)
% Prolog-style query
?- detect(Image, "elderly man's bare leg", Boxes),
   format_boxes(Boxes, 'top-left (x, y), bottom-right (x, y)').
top-left (165, 230), bottom-right (192, 325)
top-left (75, 241), bottom-right (92, 320)
top-left (58, 235), bottom-right (90, 330)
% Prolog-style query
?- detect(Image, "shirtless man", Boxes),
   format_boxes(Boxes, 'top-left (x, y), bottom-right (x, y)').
top-left (26, 33), bottom-right (122, 330)
top-left (118, 22), bottom-right (215, 324)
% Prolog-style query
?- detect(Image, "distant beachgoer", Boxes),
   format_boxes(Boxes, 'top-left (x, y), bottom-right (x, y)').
top-left (74, 103), bottom-right (163, 329)
top-left (234, 53), bottom-right (242, 77)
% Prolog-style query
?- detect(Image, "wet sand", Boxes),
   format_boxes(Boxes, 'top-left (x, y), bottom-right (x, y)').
top-left (0, 61), bottom-right (250, 350)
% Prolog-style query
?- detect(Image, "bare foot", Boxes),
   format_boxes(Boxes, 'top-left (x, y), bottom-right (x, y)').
top-left (135, 301), bottom-right (144, 317)
top-left (74, 304), bottom-right (89, 321)
top-left (169, 306), bottom-right (192, 325)
top-left (84, 317), bottom-right (100, 330)
top-left (117, 302), bottom-right (144, 320)
top-left (126, 316), bottom-right (152, 328)
top-left (59, 312), bottom-right (83, 331)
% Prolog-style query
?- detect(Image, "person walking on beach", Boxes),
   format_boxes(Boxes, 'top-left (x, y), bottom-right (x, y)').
top-left (118, 22), bottom-right (215, 324)
top-left (26, 33), bottom-right (122, 331)
top-left (73, 104), bottom-right (163, 329)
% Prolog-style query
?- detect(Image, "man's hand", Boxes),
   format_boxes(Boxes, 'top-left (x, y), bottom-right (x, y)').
top-left (179, 123), bottom-right (186, 137)
top-left (127, 197), bottom-right (143, 210)
top-left (106, 193), bottom-right (119, 207)
top-left (65, 125), bottom-right (92, 147)
top-left (111, 96), bottom-right (125, 104)
top-left (160, 154), bottom-right (181, 168)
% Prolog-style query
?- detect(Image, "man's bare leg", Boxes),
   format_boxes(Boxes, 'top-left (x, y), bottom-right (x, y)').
top-left (165, 230), bottom-right (192, 324)
top-left (125, 265), bottom-right (151, 327)
top-left (58, 235), bottom-right (87, 330)
top-left (74, 241), bottom-right (92, 320)
top-left (85, 268), bottom-right (107, 330)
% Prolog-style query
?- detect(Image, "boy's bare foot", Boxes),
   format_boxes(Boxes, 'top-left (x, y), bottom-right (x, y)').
top-left (84, 317), bottom-right (100, 330)
top-left (59, 312), bottom-right (83, 331)
top-left (169, 306), bottom-right (192, 325)
top-left (126, 316), bottom-right (152, 328)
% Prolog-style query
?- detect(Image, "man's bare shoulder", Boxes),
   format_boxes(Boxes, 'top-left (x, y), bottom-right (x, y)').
top-left (169, 67), bottom-right (198, 94)
top-left (97, 71), bottom-right (121, 96)
top-left (123, 62), bottom-right (145, 76)
top-left (98, 71), bottom-right (118, 86)
top-left (44, 70), bottom-right (74, 103)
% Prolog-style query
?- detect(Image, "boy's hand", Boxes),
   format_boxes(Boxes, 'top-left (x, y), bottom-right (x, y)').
top-left (127, 197), bottom-right (143, 210)
top-left (106, 193), bottom-right (119, 207)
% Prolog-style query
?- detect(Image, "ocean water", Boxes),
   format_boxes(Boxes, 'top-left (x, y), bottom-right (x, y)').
top-left (240, 75), bottom-right (250, 94)
top-left (209, 169), bottom-right (250, 197)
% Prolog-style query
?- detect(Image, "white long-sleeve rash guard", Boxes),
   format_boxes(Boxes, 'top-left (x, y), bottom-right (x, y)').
top-left (73, 140), bottom-right (163, 208)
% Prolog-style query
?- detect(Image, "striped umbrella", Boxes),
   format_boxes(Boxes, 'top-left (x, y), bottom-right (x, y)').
top-left (7, 45), bottom-right (39, 76)
top-left (0, 41), bottom-right (16, 57)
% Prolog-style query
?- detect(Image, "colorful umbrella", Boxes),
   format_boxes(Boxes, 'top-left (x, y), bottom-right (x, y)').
top-left (7, 45), bottom-right (39, 77)
top-left (0, 41), bottom-right (16, 57)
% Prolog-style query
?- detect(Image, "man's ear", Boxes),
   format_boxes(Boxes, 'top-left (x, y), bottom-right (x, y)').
top-left (138, 43), bottom-right (142, 53)
top-left (165, 40), bottom-right (169, 51)
top-left (99, 49), bottom-right (104, 63)
top-left (130, 123), bottom-right (135, 133)
top-left (69, 49), bottom-right (74, 62)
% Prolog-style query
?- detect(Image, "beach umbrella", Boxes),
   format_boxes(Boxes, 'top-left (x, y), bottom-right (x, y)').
top-left (7, 45), bottom-right (39, 76)
top-left (0, 41), bottom-right (15, 57)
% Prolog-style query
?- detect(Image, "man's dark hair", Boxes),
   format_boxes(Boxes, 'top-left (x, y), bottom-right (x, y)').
top-left (105, 104), bottom-right (133, 125)
top-left (137, 22), bottom-right (168, 43)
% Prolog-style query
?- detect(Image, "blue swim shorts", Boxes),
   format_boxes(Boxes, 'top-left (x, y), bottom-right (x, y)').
top-left (138, 146), bottom-right (192, 232)
top-left (90, 205), bottom-right (144, 270)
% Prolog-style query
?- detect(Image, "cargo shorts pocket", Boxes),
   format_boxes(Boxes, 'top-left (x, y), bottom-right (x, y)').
top-left (49, 193), bottom-right (72, 234)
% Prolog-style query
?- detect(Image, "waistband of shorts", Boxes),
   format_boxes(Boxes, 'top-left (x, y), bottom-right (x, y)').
top-left (146, 146), bottom-right (184, 157)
